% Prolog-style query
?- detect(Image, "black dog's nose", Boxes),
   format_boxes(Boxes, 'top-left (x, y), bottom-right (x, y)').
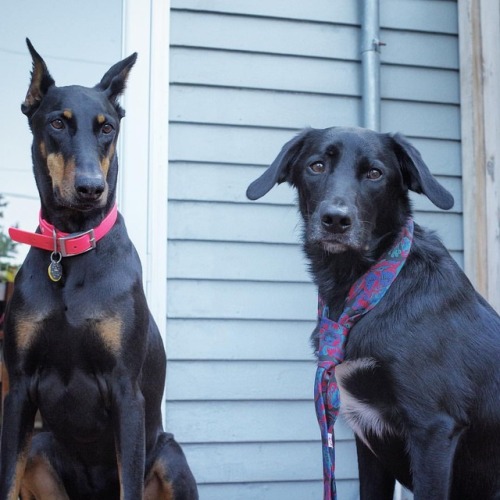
top-left (75, 176), bottom-right (106, 201)
top-left (320, 206), bottom-right (352, 234)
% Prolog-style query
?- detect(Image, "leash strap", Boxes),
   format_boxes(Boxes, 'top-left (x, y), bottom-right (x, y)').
top-left (9, 204), bottom-right (118, 257)
top-left (314, 219), bottom-right (414, 500)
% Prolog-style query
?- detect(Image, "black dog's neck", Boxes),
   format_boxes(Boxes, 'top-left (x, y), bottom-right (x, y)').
top-left (305, 229), bottom-right (401, 320)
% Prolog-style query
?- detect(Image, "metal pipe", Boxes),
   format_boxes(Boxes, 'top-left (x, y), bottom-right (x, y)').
top-left (361, 0), bottom-right (382, 131)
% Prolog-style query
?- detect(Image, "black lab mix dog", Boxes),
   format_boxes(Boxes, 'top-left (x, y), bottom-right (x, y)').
top-left (247, 127), bottom-right (500, 499)
top-left (0, 40), bottom-right (197, 499)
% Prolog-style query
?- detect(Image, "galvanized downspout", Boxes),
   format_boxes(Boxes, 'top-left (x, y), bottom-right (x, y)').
top-left (361, 0), bottom-right (383, 131)
top-left (361, 12), bottom-right (412, 500)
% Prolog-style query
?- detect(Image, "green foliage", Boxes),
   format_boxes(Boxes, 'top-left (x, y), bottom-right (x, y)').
top-left (0, 194), bottom-right (17, 263)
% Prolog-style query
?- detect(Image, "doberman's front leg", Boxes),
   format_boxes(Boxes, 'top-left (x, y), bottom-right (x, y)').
top-left (0, 376), bottom-right (37, 500)
top-left (112, 380), bottom-right (146, 500)
top-left (145, 432), bottom-right (199, 500)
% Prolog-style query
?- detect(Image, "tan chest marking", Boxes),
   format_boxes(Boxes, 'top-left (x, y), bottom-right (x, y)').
top-left (95, 316), bottom-right (123, 354)
top-left (15, 314), bottom-right (47, 350)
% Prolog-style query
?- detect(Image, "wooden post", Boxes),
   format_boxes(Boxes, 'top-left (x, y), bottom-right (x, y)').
top-left (458, 0), bottom-right (500, 311)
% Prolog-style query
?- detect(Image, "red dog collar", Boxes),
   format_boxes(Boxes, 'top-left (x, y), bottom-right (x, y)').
top-left (9, 204), bottom-right (118, 257)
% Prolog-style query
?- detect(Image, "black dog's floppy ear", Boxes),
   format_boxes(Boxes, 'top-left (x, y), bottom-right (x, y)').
top-left (22, 38), bottom-right (56, 117)
top-left (96, 53), bottom-right (138, 116)
top-left (246, 129), bottom-right (310, 200)
top-left (391, 133), bottom-right (454, 210)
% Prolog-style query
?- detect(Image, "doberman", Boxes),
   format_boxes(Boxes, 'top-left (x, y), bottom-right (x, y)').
top-left (0, 40), bottom-right (198, 500)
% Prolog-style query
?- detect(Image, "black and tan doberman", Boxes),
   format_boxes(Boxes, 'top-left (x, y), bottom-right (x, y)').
top-left (0, 39), bottom-right (198, 500)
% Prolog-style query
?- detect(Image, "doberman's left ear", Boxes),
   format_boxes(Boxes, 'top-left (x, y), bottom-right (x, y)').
top-left (390, 132), bottom-right (454, 210)
top-left (22, 38), bottom-right (56, 117)
top-left (97, 53), bottom-right (138, 115)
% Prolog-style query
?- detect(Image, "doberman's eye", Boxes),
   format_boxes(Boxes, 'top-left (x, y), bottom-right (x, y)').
top-left (50, 119), bottom-right (65, 130)
top-left (101, 123), bottom-right (114, 134)
top-left (367, 168), bottom-right (382, 180)
top-left (309, 161), bottom-right (326, 174)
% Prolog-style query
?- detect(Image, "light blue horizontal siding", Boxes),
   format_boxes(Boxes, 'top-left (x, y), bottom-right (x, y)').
top-left (381, 65), bottom-right (459, 104)
top-left (172, 0), bottom-right (457, 35)
top-left (198, 480), bottom-right (359, 500)
top-left (171, 10), bottom-right (360, 60)
top-left (380, 29), bottom-right (459, 69)
top-left (167, 241), bottom-right (311, 283)
top-left (171, 48), bottom-right (460, 104)
top-left (167, 280), bottom-right (317, 321)
top-left (166, 360), bottom-right (316, 400)
top-left (168, 162), bottom-right (463, 211)
top-left (169, 85), bottom-right (361, 130)
top-left (166, 319), bottom-right (315, 361)
top-left (171, 0), bottom-right (359, 25)
top-left (167, 202), bottom-right (463, 249)
top-left (170, 48), bottom-right (362, 96)
top-left (169, 124), bottom-right (461, 175)
top-left (166, 401), bottom-right (354, 442)
top-left (181, 441), bottom-right (357, 483)
top-left (170, 84), bottom-right (461, 140)
top-left (167, 1), bottom-right (461, 496)
top-left (381, 0), bottom-right (458, 34)
top-left (166, 241), bottom-right (462, 283)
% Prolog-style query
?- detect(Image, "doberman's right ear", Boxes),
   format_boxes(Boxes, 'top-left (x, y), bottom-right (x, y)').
top-left (21, 38), bottom-right (55, 117)
top-left (246, 129), bottom-right (310, 200)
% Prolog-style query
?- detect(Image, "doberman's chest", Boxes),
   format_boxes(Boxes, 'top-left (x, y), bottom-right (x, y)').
top-left (12, 262), bottom-right (127, 362)
top-left (14, 296), bottom-right (120, 441)
top-left (8, 255), bottom-right (136, 446)
top-left (36, 364), bottom-right (113, 441)
top-left (14, 304), bottom-right (123, 364)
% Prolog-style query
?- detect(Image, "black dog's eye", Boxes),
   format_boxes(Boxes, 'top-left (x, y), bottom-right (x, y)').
top-left (367, 168), bottom-right (382, 180)
top-left (309, 161), bottom-right (326, 174)
top-left (50, 119), bottom-right (65, 130)
top-left (101, 123), bottom-right (114, 134)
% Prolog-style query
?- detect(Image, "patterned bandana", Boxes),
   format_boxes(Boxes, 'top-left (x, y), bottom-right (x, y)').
top-left (314, 218), bottom-right (414, 500)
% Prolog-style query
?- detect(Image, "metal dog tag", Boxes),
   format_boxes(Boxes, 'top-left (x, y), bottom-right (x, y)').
top-left (48, 252), bottom-right (63, 282)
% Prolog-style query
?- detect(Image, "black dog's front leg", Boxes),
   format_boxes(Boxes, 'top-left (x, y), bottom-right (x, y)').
top-left (0, 376), bottom-right (37, 500)
top-left (112, 380), bottom-right (146, 500)
top-left (408, 414), bottom-right (465, 500)
top-left (355, 436), bottom-right (395, 500)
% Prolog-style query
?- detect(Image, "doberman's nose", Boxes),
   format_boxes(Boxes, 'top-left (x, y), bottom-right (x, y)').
top-left (75, 175), bottom-right (105, 201)
top-left (320, 205), bottom-right (352, 234)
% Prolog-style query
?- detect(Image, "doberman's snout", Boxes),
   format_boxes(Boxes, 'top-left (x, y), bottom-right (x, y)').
top-left (75, 174), bottom-right (106, 201)
top-left (320, 204), bottom-right (352, 234)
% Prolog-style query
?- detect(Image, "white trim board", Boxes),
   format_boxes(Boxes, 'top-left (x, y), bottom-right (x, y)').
top-left (120, 0), bottom-right (170, 422)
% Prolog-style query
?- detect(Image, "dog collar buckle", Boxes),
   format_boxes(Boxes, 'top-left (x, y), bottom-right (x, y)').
top-left (58, 228), bottom-right (96, 257)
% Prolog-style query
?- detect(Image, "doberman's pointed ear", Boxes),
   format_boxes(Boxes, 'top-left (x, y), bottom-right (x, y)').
top-left (390, 132), bottom-right (454, 210)
top-left (96, 53), bottom-right (138, 116)
top-left (246, 129), bottom-right (310, 200)
top-left (22, 38), bottom-right (56, 117)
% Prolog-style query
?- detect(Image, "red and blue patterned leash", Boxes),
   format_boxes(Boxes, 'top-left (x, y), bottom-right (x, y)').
top-left (314, 218), bottom-right (414, 500)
